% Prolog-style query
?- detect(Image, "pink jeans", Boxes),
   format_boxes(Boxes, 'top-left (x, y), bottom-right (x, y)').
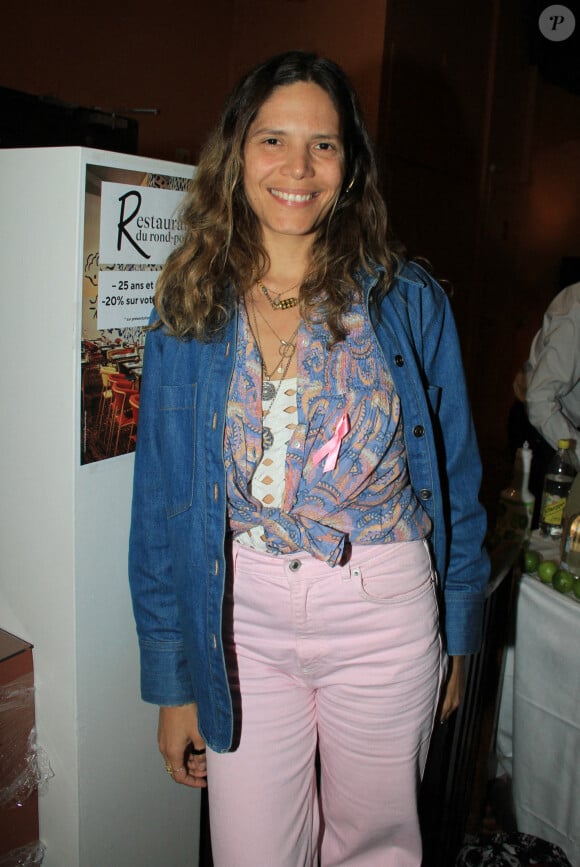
top-left (207, 540), bottom-right (445, 867)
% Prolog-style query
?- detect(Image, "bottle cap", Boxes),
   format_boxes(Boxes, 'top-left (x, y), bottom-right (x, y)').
top-left (518, 441), bottom-right (533, 472)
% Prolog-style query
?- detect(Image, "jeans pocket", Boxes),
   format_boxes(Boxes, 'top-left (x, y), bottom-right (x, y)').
top-left (355, 564), bottom-right (435, 605)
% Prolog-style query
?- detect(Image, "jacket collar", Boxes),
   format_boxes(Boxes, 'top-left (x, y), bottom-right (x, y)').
top-left (358, 258), bottom-right (426, 303)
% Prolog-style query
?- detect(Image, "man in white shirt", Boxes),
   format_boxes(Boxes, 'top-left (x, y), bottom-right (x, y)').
top-left (509, 281), bottom-right (580, 525)
top-left (517, 282), bottom-right (580, 465)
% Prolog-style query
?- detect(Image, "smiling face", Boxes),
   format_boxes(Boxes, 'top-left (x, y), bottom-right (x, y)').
top-left (242, 81), bottom-right (345, 253)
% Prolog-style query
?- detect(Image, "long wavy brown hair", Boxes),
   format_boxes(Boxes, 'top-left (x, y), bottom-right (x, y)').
top-left (155, 50), bottom-right (401, 343)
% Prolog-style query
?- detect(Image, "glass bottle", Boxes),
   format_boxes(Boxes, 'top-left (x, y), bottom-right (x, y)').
top-left (539, 439), bottom-right (578, 538)
top-left (498, 441), bottom-right (535, 539)
top-left (489, 442), bottom-right (535, 573)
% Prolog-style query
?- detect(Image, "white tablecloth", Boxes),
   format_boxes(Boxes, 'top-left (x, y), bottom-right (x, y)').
top-left (495, 537), bottom-right (579, 866)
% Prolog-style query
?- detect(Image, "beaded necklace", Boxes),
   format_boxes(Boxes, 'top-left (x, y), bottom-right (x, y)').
top-left (257, 278), bottom-right (299, 310)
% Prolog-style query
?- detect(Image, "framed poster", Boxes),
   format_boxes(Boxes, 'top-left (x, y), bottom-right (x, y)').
top-left (80, 163), bottom-right (192, 464)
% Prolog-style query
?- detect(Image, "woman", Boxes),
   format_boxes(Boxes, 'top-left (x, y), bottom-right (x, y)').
top-left (129, 50), bottom-right (489, 866)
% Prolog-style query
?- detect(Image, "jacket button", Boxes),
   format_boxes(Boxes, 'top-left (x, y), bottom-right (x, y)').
top-left (413, 425), bottom-right (425, 437)
top-left (419, 489), bottom-right (432, 500)
top-left (394, 354), bottom-right (404, 367)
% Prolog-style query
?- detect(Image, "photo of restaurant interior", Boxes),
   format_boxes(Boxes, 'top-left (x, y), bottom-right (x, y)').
top-left (81, 337), bottom-right (142, 463)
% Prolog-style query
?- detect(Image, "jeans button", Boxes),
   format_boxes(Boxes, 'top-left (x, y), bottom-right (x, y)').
top-left (289, 559), bottom-right (302, 572)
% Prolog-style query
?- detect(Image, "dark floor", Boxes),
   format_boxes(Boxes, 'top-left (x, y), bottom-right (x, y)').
top-left (476, 775), bottom-right (518, 837)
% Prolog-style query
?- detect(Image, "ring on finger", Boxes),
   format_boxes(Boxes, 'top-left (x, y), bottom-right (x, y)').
top-left (165, 764), bottom-right (185, 777)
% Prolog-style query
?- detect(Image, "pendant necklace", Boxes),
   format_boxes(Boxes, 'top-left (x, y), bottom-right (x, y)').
top-left (253, 303), bottom-right (299, 374)
top-left (247, 296), bottom-right (298, 381)
top-left (246, 297), bottom-right (298, 448)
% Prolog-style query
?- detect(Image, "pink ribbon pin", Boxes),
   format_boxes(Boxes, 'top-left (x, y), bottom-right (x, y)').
top-left (312, 410), bottom-right (351, 473)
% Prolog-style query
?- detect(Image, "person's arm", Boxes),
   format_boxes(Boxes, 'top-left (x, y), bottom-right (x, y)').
top-left (416, 279), bottom-right (488, 723)
top-left (439, 655), bottom-right (465, 723)
top-left (128, 323), bottom-right (196, 707)
top-left (419, 275), bottom-right (490, 658)
top-left (525, 313), bottom-right (580, 458)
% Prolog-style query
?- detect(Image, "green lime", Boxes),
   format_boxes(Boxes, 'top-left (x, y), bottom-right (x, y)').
top-left (537, 559), bottom-right (558, 583)
top-left (521, 549), bottom-right (541, 573)
top-left (552, 569), bottom-right (574, 594)
top-left (573, 578), bottom-right (580, 600)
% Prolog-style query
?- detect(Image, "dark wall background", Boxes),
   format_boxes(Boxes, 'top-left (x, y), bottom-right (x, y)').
top-left (2, 0), bottom-right (580, 518)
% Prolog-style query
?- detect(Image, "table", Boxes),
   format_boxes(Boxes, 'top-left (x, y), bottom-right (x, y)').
top-left (495, 533), bottom-right (579, 866)
top-left (117, 359), bottom-right (142, 389)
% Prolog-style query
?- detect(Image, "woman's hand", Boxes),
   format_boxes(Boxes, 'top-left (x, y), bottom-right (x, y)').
top-left (158, 703), bottom-right (208, 788)
top-left (439, 655), bottom-right (465, 724)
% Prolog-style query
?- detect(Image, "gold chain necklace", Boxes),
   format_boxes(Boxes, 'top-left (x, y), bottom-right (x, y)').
top-left (245, 299), bottom-right (297, 451)
top-left (257, 278), bottom-right (299, 310)
top-left (247, 297), bottom-right (298, 381)
top-left (254, 304), bottom-right (299, 366)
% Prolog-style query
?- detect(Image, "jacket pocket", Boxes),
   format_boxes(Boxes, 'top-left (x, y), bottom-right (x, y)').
top-left (159, 383), bottom-right (197, 518)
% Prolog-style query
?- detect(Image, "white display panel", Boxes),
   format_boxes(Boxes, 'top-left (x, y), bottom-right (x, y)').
top-left (0, 147), bottom-right (199, 867)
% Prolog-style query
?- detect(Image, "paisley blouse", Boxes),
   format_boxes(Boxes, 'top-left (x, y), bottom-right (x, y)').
top-left (223, 300), bottom-right (431, 565)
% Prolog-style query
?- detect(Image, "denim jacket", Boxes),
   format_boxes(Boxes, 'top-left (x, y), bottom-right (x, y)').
top-left (129, 260), bottom-right (489, 752)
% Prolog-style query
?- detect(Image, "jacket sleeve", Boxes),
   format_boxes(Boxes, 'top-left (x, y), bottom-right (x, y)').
top-left (416, 270), bottom-right (490, 655)
top-left (128, 324), bottom-right (196, 706)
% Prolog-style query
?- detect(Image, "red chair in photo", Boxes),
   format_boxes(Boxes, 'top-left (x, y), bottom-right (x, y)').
top-left (127, 392), bottom-right (140, 452)
top-left (102, 372), bottom-right (132, 442)
top-left (108, 383), bottom-right (138, 456)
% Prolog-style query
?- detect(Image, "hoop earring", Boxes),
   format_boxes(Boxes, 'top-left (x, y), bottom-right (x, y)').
top-left (345, 177), bottom-right (355, 193)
